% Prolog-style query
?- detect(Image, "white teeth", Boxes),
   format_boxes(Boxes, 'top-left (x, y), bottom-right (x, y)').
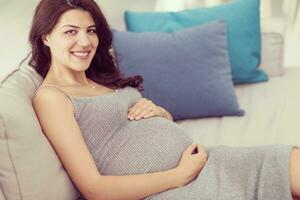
top-left (72, 52), bottom-right (89, 57)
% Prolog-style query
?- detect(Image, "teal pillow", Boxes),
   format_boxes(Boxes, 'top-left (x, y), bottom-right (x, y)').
top-left (125, 0), bottom-right (268, 84)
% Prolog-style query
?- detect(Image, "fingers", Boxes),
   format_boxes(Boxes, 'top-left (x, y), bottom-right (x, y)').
top-left (196, 144), bottom-right (206, 152)
top-left (128, 98), bottom-right (158, 120)
top-left (128, 101), bottom-right (151, 120)
top-left (128, 98), bottom-right (148, 113)
top-left (185, 144), bottom-right (207, 158)
top-left (135, 105), bottom-right (155, 120)
top-left (128, 98), bottom-right (148, 120)
top-left (196, 144), bottom-right (208, 160)
top-left (184, 144), bottom-right (198, 155)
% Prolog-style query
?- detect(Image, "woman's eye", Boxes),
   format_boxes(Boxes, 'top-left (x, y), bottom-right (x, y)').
top-left (88, 29), bottom-right (97, 33)
top-left (65, 30), bottom-right (76, 35)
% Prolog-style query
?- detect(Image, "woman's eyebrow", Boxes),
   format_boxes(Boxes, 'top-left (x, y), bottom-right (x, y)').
top-left (61, 25), bottom-right (96, 28)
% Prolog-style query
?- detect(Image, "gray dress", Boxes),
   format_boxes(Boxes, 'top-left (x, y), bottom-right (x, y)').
top-left (43, 85), bottom-right (294, 200)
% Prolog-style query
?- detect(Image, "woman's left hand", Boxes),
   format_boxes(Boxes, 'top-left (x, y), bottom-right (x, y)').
top-left (127, 98), bottom-right (165, 121)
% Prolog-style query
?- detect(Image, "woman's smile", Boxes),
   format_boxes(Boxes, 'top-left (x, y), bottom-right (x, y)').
top-left (71, 50), bottom-right (91, 60)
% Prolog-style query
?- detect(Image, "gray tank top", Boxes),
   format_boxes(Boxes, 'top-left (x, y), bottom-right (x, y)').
top-left (36, 85), bottom-right (193, 175)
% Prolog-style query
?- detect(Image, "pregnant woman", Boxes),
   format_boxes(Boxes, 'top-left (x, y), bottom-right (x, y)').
top-left (31, 0), bottom-right (300, 199)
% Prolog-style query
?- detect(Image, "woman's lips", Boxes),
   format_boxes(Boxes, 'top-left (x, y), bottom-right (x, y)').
top-left (71, 51), bottom-right (90, 60)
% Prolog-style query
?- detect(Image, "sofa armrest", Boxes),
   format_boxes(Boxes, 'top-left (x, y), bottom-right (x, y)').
top-left (259, 18), bottom-right (287, 77)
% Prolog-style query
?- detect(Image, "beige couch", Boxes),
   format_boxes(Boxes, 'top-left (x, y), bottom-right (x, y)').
top-left (1, 20), bottom-right (299, 200)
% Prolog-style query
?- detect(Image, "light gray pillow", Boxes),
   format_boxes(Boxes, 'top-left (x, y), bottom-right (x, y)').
top-left (0, 60), bottom-right (79, 200)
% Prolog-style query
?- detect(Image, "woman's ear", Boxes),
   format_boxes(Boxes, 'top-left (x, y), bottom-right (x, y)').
top-left (42, 35), bottom-right (49, 46)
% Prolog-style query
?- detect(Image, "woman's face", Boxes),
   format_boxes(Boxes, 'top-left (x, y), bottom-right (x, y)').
top-left (43, 9), bottom-right (99, 72)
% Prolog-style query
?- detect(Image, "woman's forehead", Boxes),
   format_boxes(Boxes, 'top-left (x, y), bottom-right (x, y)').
top-left (56, 9), bottom-right (95, 28)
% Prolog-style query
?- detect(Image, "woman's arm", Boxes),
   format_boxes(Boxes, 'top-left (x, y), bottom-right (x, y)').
top-left (33, 88), bottom-right (181, 200)
top-left (92, 168), bottom-right (180, 200)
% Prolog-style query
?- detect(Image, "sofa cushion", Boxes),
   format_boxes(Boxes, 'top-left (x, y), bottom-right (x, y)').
top-left (177, 68), bottom-right (300, 148)
top-left (125, 0), bottom-right (268, 84)
top-left (0, 113), bottom-right (20, 200)
top-left (0, 188), bottom-right (5, 200)
top-left (0, 62), bottom-right (79, 200)
top-left (113, 21), bottom-right (244, 120)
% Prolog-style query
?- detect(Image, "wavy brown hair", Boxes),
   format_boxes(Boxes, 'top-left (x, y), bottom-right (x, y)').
top-left (28, 0), bottom-right (143, 90)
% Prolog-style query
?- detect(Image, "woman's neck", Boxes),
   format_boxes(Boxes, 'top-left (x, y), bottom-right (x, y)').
top-left (45, 65), bottom-right (90, 87)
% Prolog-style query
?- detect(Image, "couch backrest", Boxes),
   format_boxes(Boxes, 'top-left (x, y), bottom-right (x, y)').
top-left (259, 19), bottom-right (286, 77)
top-left (0, 64), bottom-right (79, 200)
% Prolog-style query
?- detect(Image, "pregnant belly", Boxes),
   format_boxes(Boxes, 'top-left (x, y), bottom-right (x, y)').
top-left (99, 117), bottom-right (193, 175)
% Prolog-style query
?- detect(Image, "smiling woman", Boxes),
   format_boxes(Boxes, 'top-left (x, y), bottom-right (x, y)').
top-left (28, 0), bottom-right (143, 90)
top-left (42, 9), bottom-right (99, 73)
top-left (29, 0), bottom-right (300, 200)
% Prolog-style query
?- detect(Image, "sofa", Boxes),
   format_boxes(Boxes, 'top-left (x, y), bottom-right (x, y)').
top-left (0, 10), bottom-right (300, 200)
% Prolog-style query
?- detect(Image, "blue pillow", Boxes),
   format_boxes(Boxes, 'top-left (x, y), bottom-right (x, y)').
top-left (125, 0), bottom-right (268, 84)
top-left (112, 21), bottom-right (245, 120)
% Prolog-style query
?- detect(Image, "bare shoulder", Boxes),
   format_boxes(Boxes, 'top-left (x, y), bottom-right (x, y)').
top-left (33, 85), bottom-right (74, 114)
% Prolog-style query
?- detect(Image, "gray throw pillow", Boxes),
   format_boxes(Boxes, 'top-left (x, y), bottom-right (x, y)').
top-left (112, 20), bottom-right (245, 120)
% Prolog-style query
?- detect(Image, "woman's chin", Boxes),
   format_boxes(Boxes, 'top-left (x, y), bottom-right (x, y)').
top-left (70, 63), bottom-right (92, 72)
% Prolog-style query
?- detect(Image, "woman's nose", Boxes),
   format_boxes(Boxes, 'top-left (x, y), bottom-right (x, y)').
top-left (77, 33), bottom-right (91, 47)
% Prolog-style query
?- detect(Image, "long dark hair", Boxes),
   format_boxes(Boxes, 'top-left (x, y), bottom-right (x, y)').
top-left (28, 0), bottom-right (143, 90)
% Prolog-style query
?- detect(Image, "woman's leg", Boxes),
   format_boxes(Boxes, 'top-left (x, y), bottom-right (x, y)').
top-left (291, 148), bottom-right (300, 197)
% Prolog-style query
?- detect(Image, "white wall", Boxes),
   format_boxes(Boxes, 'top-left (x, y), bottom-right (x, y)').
top-left (99, 0), bottom-right (156, 30)
top-left (0, 0), bottom-right (39, 80)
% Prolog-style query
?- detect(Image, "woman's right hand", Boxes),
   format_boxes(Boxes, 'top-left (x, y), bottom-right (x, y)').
top-left (175, 143), bottom-right (208, 187)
